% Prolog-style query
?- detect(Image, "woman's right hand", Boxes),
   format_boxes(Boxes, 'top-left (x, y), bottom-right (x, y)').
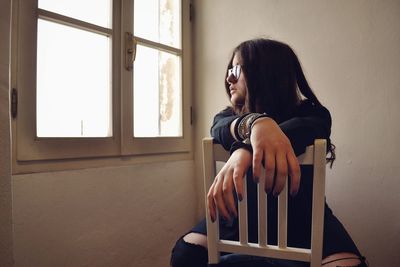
top-left (250, 117), bottom-right (301, 196)
top-left (207, 148), bottom-right (252, 222)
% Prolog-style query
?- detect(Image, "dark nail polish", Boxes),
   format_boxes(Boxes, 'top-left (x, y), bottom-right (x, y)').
top-left (273, 191), bottom-right (278, 197)
top-left (265, 188), bottom-right (272, 195)
top-left (238, 194), bottom-right (243, 201)
top-left (254, 177), bottom-right (259, 183)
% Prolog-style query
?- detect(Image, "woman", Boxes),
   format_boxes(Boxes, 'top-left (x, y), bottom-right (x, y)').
top-left (171, 38), bottom-right (367, 267)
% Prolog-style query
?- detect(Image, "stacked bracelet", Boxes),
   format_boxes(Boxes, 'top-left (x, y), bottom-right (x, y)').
top-left (248, 113), bottom-right (269, 131)
top-left (234, 113), bottom-right (269, 142)
top-left (233, 113), bottom-right (249, 142)
top-left (237, 113), bottom-right (255, 140)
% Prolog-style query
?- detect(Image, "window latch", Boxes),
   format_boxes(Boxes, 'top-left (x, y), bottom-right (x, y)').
top-left (125, 32), bottom-right (136, 71)
top-left (11, 88), bottom-right (18, 119)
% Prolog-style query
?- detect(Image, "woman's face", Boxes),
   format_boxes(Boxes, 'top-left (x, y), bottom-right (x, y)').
top-left (226, 53), bottom-right (247, 106)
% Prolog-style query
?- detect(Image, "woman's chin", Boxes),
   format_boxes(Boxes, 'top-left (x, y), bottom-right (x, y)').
top-left (230, 97), bottom-right (244, 106)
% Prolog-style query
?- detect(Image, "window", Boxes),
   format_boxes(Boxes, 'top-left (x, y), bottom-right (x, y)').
top-left (11, 0), bottom-right (192, 170)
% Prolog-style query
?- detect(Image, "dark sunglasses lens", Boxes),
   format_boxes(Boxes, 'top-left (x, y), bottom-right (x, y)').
top-left (228, 66), bottom-right (240, 80)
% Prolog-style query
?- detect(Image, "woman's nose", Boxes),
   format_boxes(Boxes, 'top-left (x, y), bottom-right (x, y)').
top-left (226, 73), bottom-right (236, 84)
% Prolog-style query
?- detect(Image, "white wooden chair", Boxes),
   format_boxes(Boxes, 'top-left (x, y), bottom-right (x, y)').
top-left (202, 138), bottom-right (326, 267)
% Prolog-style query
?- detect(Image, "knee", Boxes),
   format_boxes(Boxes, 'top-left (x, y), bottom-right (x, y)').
top-left (322, 252), bottom-right (368, 267)
top-left (170, 237), bottom-right (208, 267)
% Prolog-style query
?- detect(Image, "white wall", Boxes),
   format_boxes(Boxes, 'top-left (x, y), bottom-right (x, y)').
top-left (12, 161), bottom-right (196, 267)
top-left (192, 1), bottom-right (400, 266)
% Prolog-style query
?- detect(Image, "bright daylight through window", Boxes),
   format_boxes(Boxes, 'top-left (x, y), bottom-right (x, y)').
top-left (36, 0), bottom-right (182, 138)
top-left (133, 0), bottom-right (182, 137)
top-left (37, 0), bottom-right (112, 137)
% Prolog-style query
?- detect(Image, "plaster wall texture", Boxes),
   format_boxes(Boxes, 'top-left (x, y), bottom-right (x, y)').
top-left (12, 160), bottom-right (196, 267)
top-left (192, 1), bottom-right (400, 266)
top-left (0, 0), bottom-right (14, 265)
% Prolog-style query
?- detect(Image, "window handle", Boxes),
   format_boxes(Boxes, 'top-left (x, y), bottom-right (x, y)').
top-left (125, 32), bottom-right (136, 71)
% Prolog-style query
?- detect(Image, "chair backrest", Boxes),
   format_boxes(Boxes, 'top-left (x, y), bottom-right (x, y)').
top-left (202, 138), bottom-right (326, 267)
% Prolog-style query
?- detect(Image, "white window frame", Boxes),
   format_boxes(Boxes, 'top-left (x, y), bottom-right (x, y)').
top-left (11, 0), bottom-right (192, 173)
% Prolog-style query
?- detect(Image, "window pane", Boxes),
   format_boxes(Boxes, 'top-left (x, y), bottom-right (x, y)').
top-left (37, 19), bottom-right (112, 138)
top-left (39, 0), bottom-right (112, 28)
top-left (134, 0), bottom-right (181, 48)
top-left (133, 45), bottom-right (182, 137)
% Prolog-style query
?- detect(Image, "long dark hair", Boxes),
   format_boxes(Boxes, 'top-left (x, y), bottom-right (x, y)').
top-left (225, 38), bottom-right (335, 164)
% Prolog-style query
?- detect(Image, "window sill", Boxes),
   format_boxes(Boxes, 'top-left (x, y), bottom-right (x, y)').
top-left (12, 150), bottom-right (193, 175)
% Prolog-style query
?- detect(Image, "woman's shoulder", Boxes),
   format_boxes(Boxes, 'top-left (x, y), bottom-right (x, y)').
top-left (296, 99), bottom-right (331, 118)
top-left (217, 106), bottom-right (236, 116)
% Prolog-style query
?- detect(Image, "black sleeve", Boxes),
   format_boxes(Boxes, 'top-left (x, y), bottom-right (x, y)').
top-left (210, 107), bottom-right (239, 151)
top-left (279, 104), bottom-right (332, 156)
top-left (210, 102), bottom-right (332, 155)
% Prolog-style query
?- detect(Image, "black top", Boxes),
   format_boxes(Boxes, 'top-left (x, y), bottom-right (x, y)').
top-left (208, 100), bottom-right (338, 250)
top-left (210, 99), bottom-right (332, 156)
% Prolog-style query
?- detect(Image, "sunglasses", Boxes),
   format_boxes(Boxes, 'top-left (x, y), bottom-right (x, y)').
top-left (227, 65), bottom-right (241, 80)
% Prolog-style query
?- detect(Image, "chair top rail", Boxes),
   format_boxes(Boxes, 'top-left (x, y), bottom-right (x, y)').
top-left (213, 142), bottom-right (230, 162)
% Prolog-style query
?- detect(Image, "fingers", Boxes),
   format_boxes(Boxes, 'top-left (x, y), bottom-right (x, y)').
top-left (252, 148), bottom-right (263, 183)
top-left (207, 149), bottom-right (252, 223)
top-left (223, 170), bottom-right (237, 218)
top-left (287, 151), bottom-right (301, 196)
top-left (264, 151), bottom-right (275, 194)
top-left (273, 151), bottom-right (288, 196)
top-left (250, 118), bottom-right (303, 197)
top-left (262, 144), bottom-right (299, 197)
top-left (208, 171), bottom-right (239, 222)
top-left (232, 167), bottom-right (245, 202)
top-left (207, 181), bottom-right (217, 222)
top-left (213, 174), bottom-right (231, 221)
